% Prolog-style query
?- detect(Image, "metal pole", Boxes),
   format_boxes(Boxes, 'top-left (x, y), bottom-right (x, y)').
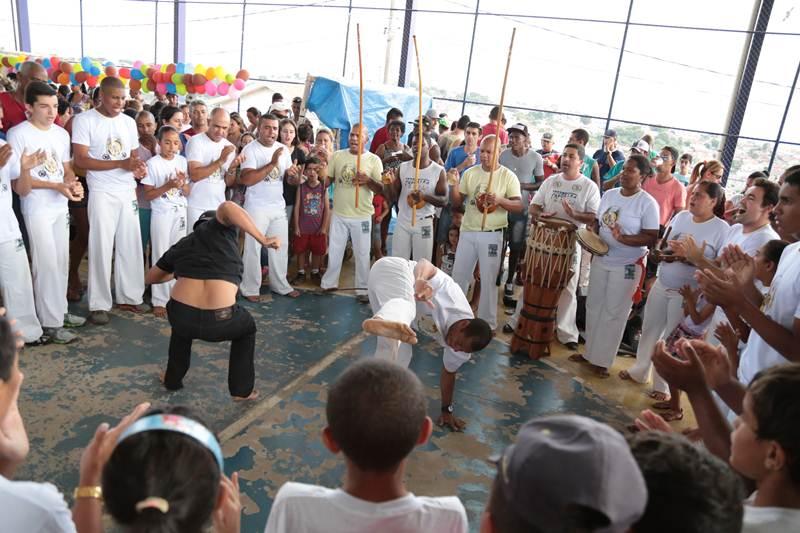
top-left (79, 0), bottom-right (84, 57)
top-left (342, 0), bottom-right (353, 77)
top-left (604, 0), bottom-right (634, 134)
top-left (238, 0), bottom-right (247, 113)
top-left (383, 0), bottom-right (396, 84)
top-left (396, 0), bottom-right (414, 87)
top-left (460, 0), bottom-right (480, 116)
top-left (154, 0), bottom-right (158, 64)
top-left (14, 0), bottom-right (30, 53)
top-left (768, 58), bottom-right (800, 174)
top-left (174, 0), bottom-right (186, 63)
top-left (720, 0), bottom-right (773, 186)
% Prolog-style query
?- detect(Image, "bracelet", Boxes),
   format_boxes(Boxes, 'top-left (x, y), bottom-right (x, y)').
top-left (74, 485), bottom-right (103, 500)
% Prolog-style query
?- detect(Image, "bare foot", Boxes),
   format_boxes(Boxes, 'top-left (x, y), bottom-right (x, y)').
top-left (153, 306), bottom-right (167, 318)
top-left (362, 317), bottom-right (418, 344)
top-left (233, 390), bottom-right (259, 402)
top-left (648, 391), bottom-right (670, 402)
top-left (284, 290), bottom-right (300, 298)
top-left (618, 369), bottom-right (633, 381)
top-left (244, 295), bottom-right (262, 303)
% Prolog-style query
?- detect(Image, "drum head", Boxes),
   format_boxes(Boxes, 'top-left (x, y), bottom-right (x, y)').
top-left (537, 216), bottom-right (577, 232)
top-left (576, 228), bottom-right (609, 256)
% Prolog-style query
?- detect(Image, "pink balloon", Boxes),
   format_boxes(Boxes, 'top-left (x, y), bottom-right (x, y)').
top-left (156, 82), bottom-right (167, 95)
top-left (206, 83), bottom-right (217, 97)
top-left (218, 82), bottom-right (229, 96)
top-left (233, 78), bottom-right (245, 90)
top-left (133, 60), bottom-right (143, 68)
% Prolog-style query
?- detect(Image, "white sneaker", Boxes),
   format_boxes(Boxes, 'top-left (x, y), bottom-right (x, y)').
top-left (63, 313), bottom-right (87, 328)
top-left (43, 327), bottom-right (78, 344)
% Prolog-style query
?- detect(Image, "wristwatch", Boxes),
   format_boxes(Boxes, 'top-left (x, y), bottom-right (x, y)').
top-left (74, 485), bottom-right (103, 500)
top-left (441, 404), bottom-right (454, 414)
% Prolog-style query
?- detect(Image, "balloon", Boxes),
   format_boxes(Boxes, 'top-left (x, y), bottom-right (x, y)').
top-left (87, 76), bottom-right (98, 88)
top-left (133, 60), bottom-right (143, 68)
top-left (160, 63), bottom-right (168, 73)
top-left (194, 64), bottom-right (204, 74)
top-left (236, 69), bottom-right (249, 81)
top-left (192, 74), bottom-right (206, 86)
top-left (42, 58), bottom-right (51, 68)
top-left (176, 84), bottom-right (187, 95)
top-left (146, 79), bottom-right (156, 92)
top-left (218, 82), bottom-right (229, 96)
top-left (233, 78), bottom-right (245, 90)
top-left (80, 57), bottom-right (90, 70)
top-left (195, 84), bottom-right (206, 95)
top-left (104, 61), bottom-right (113, 67)
top-left (206, 67), bottom-right (216, 81)
top-left (182, 74), bottom-right (193, 86)
top-left (166, 63), bottom-right (176, 74)
top-left (167, 83), bottom-right (176, 93)
top-left (119, 67), bottom-right (130, 79)
top-left (171, 73), bottom-right (182, 84)
top-left (130, 79), bottom-right (141, 90)
top-left (140, 65), bottom-right (148, 77)
top-left (156, 82), bottom-right (167, 94)
top-left (74, 63), bottom-right (83, 73)
top-left (50, 56), bottom-right (60, 69)
top-left (60, 62), bottom-right (72, 73)
top-left (49, 70), bottom-right (59, 83)
top-left (90, 66), bottom-right (101, 76)
top-left (204, 80), bottom-right (215, 93)
top-left (76, 71), bottom-right (88, 83)
top-left (207, 84), bottom-right (217, 97)
top-left (225, 73), bottom-right (234, 84)
top-left (105, 66), bottom-right (117, 77)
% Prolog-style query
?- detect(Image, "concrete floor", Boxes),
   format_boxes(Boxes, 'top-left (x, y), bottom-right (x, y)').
top-left (17, 251), bottom-right (693, 532)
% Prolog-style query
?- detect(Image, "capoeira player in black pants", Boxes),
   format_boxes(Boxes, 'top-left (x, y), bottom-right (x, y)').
top-left (362, 256), bottom-right (493, 430)
top-left (145, 201), bottom-right (279, 400)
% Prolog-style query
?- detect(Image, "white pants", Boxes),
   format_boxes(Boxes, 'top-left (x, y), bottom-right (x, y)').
top-left (241, 205), bottom-right (293, 297)
top-left (452, 230), bottom-right (503, 330)
top-left (321, 213), bottom-right (371, 296)
top-left (87, 190), bottom-right (145, 312)
top-left (150, 207), bottom-right (187, 307)
top-left (0, 238), bottom-right (42, 342)
top-left (24, 210), bottom-right (69, 328)
top-left (627, 279), bottom-right (685, 393)
top-left (392, 217), bottom-right (434, 262)
top-left (584, 260), bottom-right (640, 369)
top-left (506, 245), bottom-right (580, 344)
top-left (367, 257), bottom-right (417, 367)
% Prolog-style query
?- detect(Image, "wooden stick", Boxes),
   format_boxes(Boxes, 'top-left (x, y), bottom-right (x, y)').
top-left (356, 24), bottom-right (363, 206)
top-left (412, 35), bottom-right (423, 227)
top-left (481, 27), bottom-right (516, 230)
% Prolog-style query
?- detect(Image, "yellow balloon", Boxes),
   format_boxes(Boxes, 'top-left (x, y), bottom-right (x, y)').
top-left (194, 64), bottom-right (204, 74)
top-left (160, 63), bottom-right (168, 73)
top-left (74, 64), bottom-right (83, 73)
top-left (17, 54), bottom-right (26, 64)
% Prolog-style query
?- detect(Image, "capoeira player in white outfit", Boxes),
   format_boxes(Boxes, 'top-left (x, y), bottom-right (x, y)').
top-left (362, 256), bottom-right (493, 431)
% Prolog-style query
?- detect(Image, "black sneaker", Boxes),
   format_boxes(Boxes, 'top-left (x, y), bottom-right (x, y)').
top-left (294, 271), bottom-right (306, 283)
top-left (310, 271), bottom-right (321, 283)
top-left (503, 296), bottom-right (517, 308)
top-left (563, 341), bottom-right (579, 351)
top-left (504, 284), bottom-right (514, 297)
top-left (502, 323), bottom-right (514, 334)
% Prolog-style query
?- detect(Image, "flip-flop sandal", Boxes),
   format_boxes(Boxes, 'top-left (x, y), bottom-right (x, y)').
top-left (660, 409), bottom-right (684, 422)
top-left (568, 353), bottom-right (588, 363)
top-left (648, 391), bottom-right (670, 402)
top-left (652, 401), bottom-right (674, 411)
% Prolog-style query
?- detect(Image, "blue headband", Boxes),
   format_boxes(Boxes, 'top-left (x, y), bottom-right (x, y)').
top-left (118, 414), bottom-right (224, 472)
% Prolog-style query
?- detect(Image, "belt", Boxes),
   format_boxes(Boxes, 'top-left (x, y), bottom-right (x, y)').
top-left (482, 228), bottom-right (503, 232)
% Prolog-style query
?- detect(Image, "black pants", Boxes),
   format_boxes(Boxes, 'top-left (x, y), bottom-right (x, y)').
top-left (165, 299), bottom-right (256, 397)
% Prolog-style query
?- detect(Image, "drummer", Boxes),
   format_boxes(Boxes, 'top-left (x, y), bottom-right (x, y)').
top-left (568, 155), bottom-right (659, 376)
top-left (503, 143), bottom-right (600, 352)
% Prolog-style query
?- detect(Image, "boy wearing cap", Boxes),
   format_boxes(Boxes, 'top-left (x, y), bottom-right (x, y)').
top-left (480, 414), bottom-right (647, 533)
top-left (265, 358), bottom-right (468, 532)
top-left (498, 123), bottom-right (543, 301)
top-left (537, 132), bottom-right (560, 179)
top-left (593, 129), bottom-right (625, 178)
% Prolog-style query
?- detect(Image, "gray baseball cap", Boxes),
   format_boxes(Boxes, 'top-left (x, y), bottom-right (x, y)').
top-left (492, 415), bottom-right (647, 533)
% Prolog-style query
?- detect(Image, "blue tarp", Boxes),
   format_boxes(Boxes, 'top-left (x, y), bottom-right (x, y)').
top-left (306, 75), bottom-right (433, 149)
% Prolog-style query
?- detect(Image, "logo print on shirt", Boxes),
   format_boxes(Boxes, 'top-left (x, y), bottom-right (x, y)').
top-left (265, 165), bottom-right (281, 182)
top-left (601, 206), bottom-right (620, 228)
top-left (340, 165), bottom-right (356, 187)
top-left (40, 149), bottom-right (61, 179)
top-left (103, 137), bottom-right (127, 160)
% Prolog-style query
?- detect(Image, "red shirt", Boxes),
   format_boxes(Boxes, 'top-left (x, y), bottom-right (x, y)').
top-left (369, 125), bottom-right (389, 154)
top-left (372, 193), bottom-right (386, 222)
top-left (0, 92), bottom-right (27, 133)
top-left (481, 122), bottom-right (508, 145)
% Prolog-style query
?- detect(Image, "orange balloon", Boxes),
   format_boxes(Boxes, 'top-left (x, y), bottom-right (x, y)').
top-left (57, 72), bottom-right (70, 85)
top-left (130, 79), bottom-right (141, 91)
top-left (236, 69), bottom-right (249, 81)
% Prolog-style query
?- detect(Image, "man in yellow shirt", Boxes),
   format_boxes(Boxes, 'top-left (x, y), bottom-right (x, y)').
top-left (320, 124), bottom-right (384, 303)
top-left (450, 135), bottom-right (523, 330)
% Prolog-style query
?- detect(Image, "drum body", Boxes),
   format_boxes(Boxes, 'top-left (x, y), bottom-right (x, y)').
top-left (510, 217), bottom-right (577, 359)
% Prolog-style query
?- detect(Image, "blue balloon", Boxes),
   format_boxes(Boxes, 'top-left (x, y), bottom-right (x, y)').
top-left (91, 66), bottom-right (101, 76)
top-left (42, 58), bottom-right (51, 68)
top-left (70, 73), bottom-right (76, 83)
top-left (131, 70), bottom-right (143, 80)
top-left (176, 62), bottom-right (184, 74)
top-left (167, 83), bottom-right (176, 93)
top-left (104, 61), bottom-right (113, 67)
top-left (81, 57), bottom-right (92, 71)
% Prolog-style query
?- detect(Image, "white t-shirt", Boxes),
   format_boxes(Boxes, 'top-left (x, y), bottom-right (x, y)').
top-left (658, 210), bottom-right (730, 289)
top-left (738, 241), bottom-right (800, 384)
top-left (531, 172), bottom-right (601, 229)
top-left (0, 140), bottom-right (22, 244)
top-left (415, 268), bottom-right (475, 373)
top-left (397, 160), bottom-right (442, 226)
top-left (6, 121), bottom-right (71, 215)
top-left (264, 482), bottom-right (468, 533)
top-left (135, 145), bottom-right (155, 209)
top-left (597, 188), bottom-right (660, 267)
top-left (71, 108), bottom-right (139, 194)
top-left (142, 154), bottom-right (189, 214)
top-left (184, 133), bottom-right (235, 211)
top-left (498, 148), bottom-right (544, 206)
top-left (0, 475), bottom-right (76, 533)
top-left (743, 498), bottom-right (800, 533)
top-left (725, 223), bottom-right (779, 255)
top-left (240, 140), bottom-right (292, 210)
